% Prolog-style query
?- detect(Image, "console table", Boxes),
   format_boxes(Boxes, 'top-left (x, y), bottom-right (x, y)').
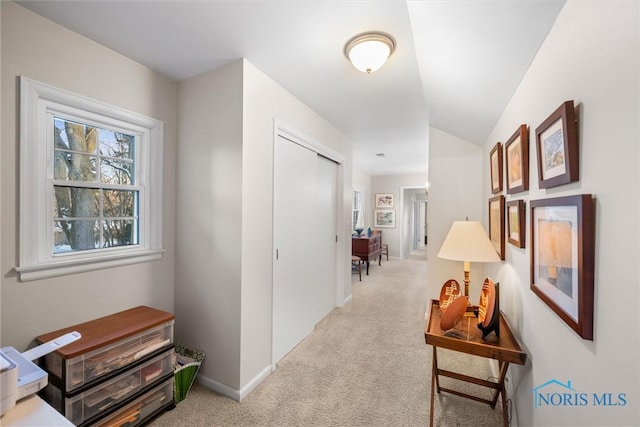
top-left (352, 235), bottom-right (381, 275)
top-left (424, 299), bottom-right (526, 427)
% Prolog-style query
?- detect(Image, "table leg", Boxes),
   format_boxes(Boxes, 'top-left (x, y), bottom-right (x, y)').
top-left (500, 381), bottom-right (509, 427)
top-left (366, 261), bottom-right (370, 275)
top-left (430, 346), bottom-right (438, 427)
top-left (491, 361), bottom-right (509, 408)
top-left (490, 361), bottom-right (510, 427)
top-left (433, 347), bottom-right (441, 393)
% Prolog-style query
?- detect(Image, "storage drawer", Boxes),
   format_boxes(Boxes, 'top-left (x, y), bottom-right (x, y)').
top-left (43, 320), bottom-right (174, 392)
top-left (93, 377), bottom-right (174, 427)
top-left (42, 349), bottom-right (174, 425)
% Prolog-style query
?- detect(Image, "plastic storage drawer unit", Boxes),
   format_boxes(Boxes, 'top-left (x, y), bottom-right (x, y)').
top-left (38, 312), bottom-right (174, 392)
top-left (36, 306), bottom-right (176, 426)
top-left (93, 377), bottom-right (174, 427)
top-left (43, 350), bottom-right (174, 426)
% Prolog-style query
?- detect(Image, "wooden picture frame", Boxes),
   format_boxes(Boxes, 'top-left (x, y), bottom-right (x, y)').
top-left (530, 195), bottom-right (595, 340)
top-left (507, 200), bottom-right (525, 248)
top-left (489, 142), bottom-right (503, 194)
top-left (535, 101), bottom-right (579, 189)
top-left (488, 195), bottom-right (505, 260)
top-left (375, 193), bottom-right (394, 208)
top-left (505, 124), bottom-right (529, 194)
top-left (374, 209), bottom-right (395, 228)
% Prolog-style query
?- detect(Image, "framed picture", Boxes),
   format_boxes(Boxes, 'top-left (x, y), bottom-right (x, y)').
top-left (489, 142), bottom-right (503, 194)
top-left (507, 200), bottom-right (525, 248)
top-left (505, 124), bottom-right (529, 194)
top-left (374, 209), bottom-right (395, 228)
top-left (375, 193), bottom-right (394, 208)
top-left (530, 195), bottom-right (595, 340)
top-left (488, 195), bottom-right (505, 260)
top-left (535, 100), bottom-right (579, 189)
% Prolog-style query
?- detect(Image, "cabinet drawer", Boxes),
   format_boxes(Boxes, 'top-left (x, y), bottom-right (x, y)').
top-left (93, 377), bottom-right (174, 427)
top-left (42, 320), bottom-right (174, 392)
top-left (43, 349), bottom-right (174, 426)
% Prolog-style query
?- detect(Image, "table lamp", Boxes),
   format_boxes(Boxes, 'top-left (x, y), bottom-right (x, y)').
top-left (437, 221), bottom-right (501, 298)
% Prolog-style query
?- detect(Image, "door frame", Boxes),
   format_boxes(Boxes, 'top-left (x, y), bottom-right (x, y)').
top-left (272, 119), bottom-right (345, 369)
top-left (399, 186), bottom-right (428, 259)
top-left (412, 199), bottom-right (427, 250)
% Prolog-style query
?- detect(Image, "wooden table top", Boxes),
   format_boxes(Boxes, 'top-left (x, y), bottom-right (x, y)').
top-left (424, 299), bottom-right (526, 365)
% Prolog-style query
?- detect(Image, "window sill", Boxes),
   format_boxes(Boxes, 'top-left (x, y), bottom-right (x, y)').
top-left (16, 249), bottom-right (165, 282)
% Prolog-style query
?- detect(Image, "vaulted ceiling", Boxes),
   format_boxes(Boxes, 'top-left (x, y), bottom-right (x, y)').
top-left (17, 0), bottom-right (565, 176)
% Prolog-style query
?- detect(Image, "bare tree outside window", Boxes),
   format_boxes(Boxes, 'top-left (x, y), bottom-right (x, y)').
top-left (53, 118), bottom-right (138, 253)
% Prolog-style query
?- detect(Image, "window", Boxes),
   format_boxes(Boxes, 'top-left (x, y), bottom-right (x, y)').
top-left (53, 117), bottom-right (138, 254)
top-left (353, 189), bottom-right (364, 230)
top-left (17, 77), bottom-right (164, 281)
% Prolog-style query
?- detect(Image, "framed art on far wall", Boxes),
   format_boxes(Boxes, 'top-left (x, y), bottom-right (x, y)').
top-left (489, 142), bottom-right (503, 194)
top-left (507, 199), bottom-right (525, 248)
top-left (505, 124), bottom-right (529, 194)
top-left (374, 210), bottom-right (395, 228)
top-left (375, 193), bottom-right (394, 208)
top-left (530, 194), bottom-right (595, 340)
top-left (535, 100), bottom-right (579, 189)
top-left (488, 195), bottom-right (505, 260)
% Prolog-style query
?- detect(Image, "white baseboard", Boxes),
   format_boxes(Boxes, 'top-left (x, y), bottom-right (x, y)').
top-left (196, 365), bottom-right (272, 402)
top-left (239, 365), bottom-right (272, 400)
top-left (343, 294), bottom-right (353, 305)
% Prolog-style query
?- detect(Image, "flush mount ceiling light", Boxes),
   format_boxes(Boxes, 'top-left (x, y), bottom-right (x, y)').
top-left (345, 32), bottom-right (395, 74)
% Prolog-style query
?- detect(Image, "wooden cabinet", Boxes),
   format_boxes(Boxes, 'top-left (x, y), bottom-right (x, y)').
top-left (352, 235), bottom-right (381, 275)
top-left (36, 306), bottom-right (175, 427)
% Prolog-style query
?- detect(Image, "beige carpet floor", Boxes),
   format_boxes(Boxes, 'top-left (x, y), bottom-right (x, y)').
top-left (150, 248), bottom-right (506, 426)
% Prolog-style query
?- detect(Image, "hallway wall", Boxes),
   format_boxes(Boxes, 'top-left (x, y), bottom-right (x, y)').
top-left (484, 2), bottom-right (639, 425)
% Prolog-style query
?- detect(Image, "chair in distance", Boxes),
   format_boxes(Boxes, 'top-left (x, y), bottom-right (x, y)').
top-left (351, 256), bottom-right (362, 281)
top-left (372, 229), bottom-right (389, 261)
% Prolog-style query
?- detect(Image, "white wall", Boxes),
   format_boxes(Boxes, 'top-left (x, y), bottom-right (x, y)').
top-left (371, 173), bottom-right (428, 258)
top-left (175, 61), bottom-right (244, 390)
top-left (0, 2), bottom-right (177, 349)
top-left (175, 59), bottom-right (353, 398)
top-left (484, 2), bottom-right (639, 425)
top-left (241, 60), bottom-right (352, 388)
top-left (426, 127), bottom-right (484, 301)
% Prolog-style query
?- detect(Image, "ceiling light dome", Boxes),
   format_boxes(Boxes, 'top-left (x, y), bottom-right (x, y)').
top-left (345, 32), bottom-right (395, 74)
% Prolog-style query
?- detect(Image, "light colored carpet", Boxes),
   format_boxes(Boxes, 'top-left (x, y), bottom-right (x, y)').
top-left (150, 248), bottom-right (506, 426)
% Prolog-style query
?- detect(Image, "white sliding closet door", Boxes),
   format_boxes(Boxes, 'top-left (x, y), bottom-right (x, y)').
top-left (313, 155), bottom-right (338, 323)
top-left (273, 136), bottom-right (338, 365)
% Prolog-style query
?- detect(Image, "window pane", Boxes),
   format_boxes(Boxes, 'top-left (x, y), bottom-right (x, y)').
top-left (54, 219), bottom-right (100, 253)
top-left (103, 220), bottom-right (138, 248)
top-left (54, 117), bottom-right (97, 155)
top-left (53, 151), bottom-right (97, 181)
top-left (100, 130), bottom-right (134, 161)
top-left (103, 190), bottom-right (137, 218)
top-left (54, 187), bottom-right (99, 218)
top-left (100, 159), bottom-right (134, 185)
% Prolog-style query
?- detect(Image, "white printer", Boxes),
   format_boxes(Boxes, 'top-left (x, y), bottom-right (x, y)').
top-left (0, 332), bottom-right (80, 417)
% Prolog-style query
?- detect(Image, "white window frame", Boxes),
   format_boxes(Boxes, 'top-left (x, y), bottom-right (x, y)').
top-left (17, 77), bottom-right (164, 281)
top-left (353, 185), bottom-right (366, 230)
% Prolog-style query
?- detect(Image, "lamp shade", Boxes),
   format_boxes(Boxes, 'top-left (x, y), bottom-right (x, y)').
top-left (345, 32), bottom-right (395, 74)
top-left (437, 221), bottom-right (501, 263)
